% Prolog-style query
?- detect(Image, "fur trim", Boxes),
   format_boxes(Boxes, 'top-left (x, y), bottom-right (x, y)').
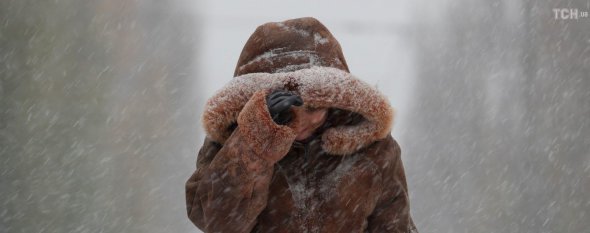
top-left (236, 90), bottom-right (297, 163)
top-left (202, 66), bottom-right (394, 155)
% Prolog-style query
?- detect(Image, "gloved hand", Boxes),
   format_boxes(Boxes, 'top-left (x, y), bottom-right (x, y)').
top-left (266, 90), bottom-right (303, 125)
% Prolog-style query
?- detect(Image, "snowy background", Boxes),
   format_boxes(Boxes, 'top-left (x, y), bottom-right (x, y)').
top-left (1, 0), bottom-right (589, 232)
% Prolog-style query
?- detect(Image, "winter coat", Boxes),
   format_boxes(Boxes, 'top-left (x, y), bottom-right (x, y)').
top-left (186, 17), bottom-right (418, 233)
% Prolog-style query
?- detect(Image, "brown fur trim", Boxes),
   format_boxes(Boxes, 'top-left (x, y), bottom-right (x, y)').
top-left (202, 66), bottom-right (394, 155)
top-left (236, 90), bottom-right (297, 163)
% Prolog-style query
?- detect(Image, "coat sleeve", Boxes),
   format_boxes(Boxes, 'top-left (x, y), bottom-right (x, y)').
top-left (185, 90), bottom-right (297, 233)
top-left (366, 137), bottom-right (418, 233)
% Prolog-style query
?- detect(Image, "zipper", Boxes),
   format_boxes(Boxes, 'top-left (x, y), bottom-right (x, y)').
top-left (294, 138), bottom-right (320, 232)
top-left (302, 141), bottom-right (311, 232)
top-left (304, 141), bottom-right (321, 233)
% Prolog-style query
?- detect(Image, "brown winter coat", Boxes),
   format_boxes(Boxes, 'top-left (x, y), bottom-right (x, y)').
top-left (186, 17), bottom-right (417, 233)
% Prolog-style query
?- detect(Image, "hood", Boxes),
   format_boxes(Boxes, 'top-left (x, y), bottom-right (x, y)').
top-left (202, 18), bottom-right (394, 155)
top-left (234, 17), bottom-right (349, 76)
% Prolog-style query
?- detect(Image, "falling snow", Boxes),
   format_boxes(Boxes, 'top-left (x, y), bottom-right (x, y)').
top-left (1, 0), bottom-right (589, 233)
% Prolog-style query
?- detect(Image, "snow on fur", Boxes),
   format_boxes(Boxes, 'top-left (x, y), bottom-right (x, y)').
top-left (202, 66), bottom-right (395, 155)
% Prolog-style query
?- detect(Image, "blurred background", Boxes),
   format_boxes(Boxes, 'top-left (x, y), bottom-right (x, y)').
top-left (1, 0), bottom-right (588, 232)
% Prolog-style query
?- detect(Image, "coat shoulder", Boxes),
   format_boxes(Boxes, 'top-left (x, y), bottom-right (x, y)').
top-left (361, 135), bottom-right (402, 173)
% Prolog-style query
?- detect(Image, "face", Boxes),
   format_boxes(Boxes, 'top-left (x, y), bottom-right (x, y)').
top-left (290, 106), bottom-right (328, 141)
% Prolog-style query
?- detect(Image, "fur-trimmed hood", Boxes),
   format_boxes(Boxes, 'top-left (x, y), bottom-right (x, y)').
top-left (202, 17), bottom-right (394, 155)
top-left (202, 67), bottom-right (394, 155)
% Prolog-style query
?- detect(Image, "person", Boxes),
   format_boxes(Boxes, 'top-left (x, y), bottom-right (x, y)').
top-left (185, 17), bottom-right (418, 233)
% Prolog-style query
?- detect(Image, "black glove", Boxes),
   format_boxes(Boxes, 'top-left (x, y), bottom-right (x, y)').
top-left (266, 90), bottom-right (303, 125)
